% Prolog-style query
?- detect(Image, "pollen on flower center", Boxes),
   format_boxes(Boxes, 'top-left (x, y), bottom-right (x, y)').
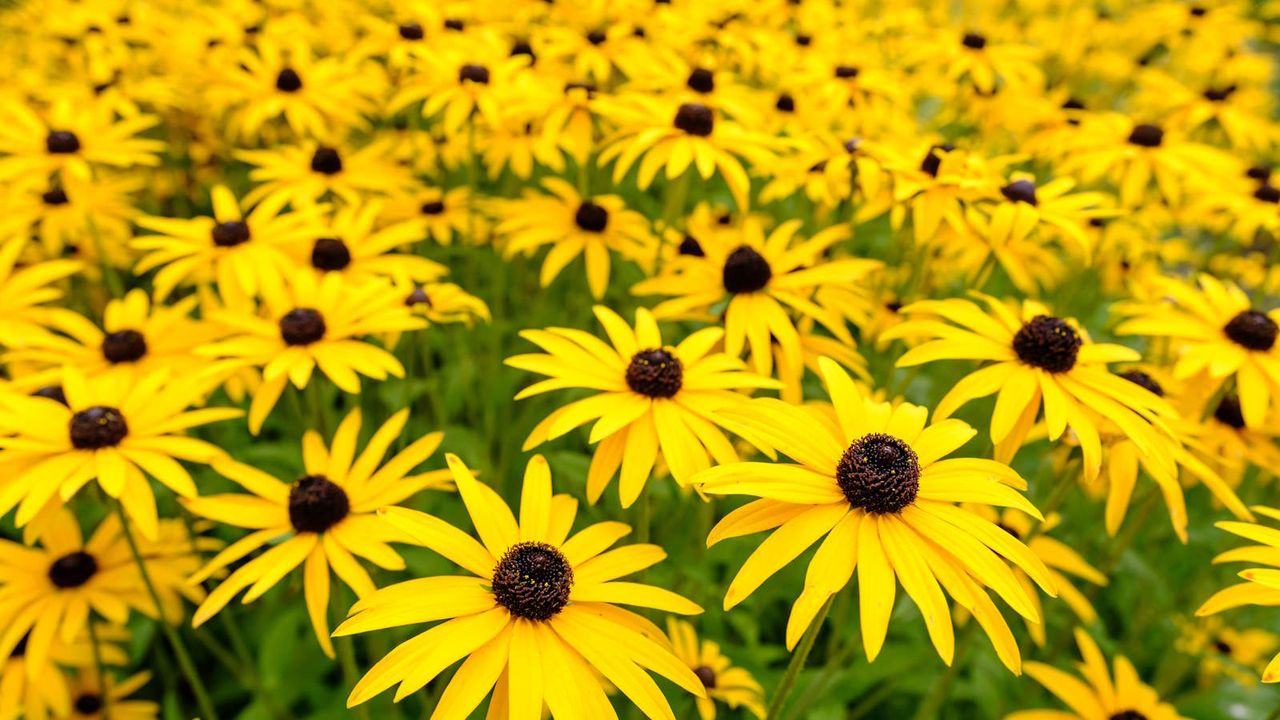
top-left (279, 308), bottom-right (327, 345)
top-left (70, 407), bottom-right (129, 449)
top-left (310, 146), bottom-right (344, 175)
top-left (102, 329), bottom-right (148, 364)
top-left (1013, 315), bottom-right (1081, 373)
top-left (1001, 179), bottom-right (1038, 205)
top-left (1214, 394), bottom-right (1246, 429)
top-left (48, 551), bottom-right (98, 588)
top-left (693, 666), bottom-right (717, 688)
top-left (275, 67), bottom-right (303, 92)
top-left (1127, 124), bottom-right (1164, 148)
top-left (74, 694), bottom-right (103, 715)
top-left (212, 220), bottom-right (251, 247)
top-left (626, 348), bottom-right (683, 398)
top-left (673, 102), bottom-right (714, 137)
top-left (1223, 309), bottom-right (1278, 351)
top-left (722, 245), bottom-right (772, 294)
top-left (491, 541), bottom-right (573, 621)
top-left (836, 433), bottom-right (920, 514)
top-left (574, 201), bottom-right (609, 232)
top-left (311, 238), bottom-right (352, 271)
top-left (1118, 370), bottom-right (1164, 397)
top-left (46, 130), bottom-right (81, 154)
top-left (288, 475), bottom-right (350, 533)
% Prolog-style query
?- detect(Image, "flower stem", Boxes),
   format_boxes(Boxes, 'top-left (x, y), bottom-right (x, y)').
top-left (87, 614), bottom-right (110, 717)
top-left (333, 587), bottom-right (371, 720)
top-left (114, 502), bottom-right (220, 720)
top-left (765, 595), bottom-right (834, 720)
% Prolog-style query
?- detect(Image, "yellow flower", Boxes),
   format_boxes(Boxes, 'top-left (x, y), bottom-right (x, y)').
top-left (495, 179), bottom-right (655, 299)
top-left (0, 368), bottom-right (238, 538)
top-left (666, 618), bottom-right (765, 720)
top-left (0, 625), bottom-right (129, 720)
top-left (509, 305), bottom-right (779, 507)
top-left (0, 240), bottom-right (85, 349)
top-left (133, 184), bottom-right (324, 300)
top-left (634, 217), bottom-right (879, 376)
top-left (197, 272), bottom-right (424, 433)
top-left (0, 173), bottom-right (140, 260)
top-left (64, 669), bottom-right (158, 720)
top-left (296, 199), bottom-right (445, 285)
top-left (186, 408), bottom-right (451, 657)
top-left (237, 139), bottom-right (411, 211)
top-left (0, 98), bottom-right (162, 181)
top-left (337, 454), bottom-right (706, 716)
top-left (1196, 505), bottom-right (1280, 683)
top-left (1008, 628), bottom-right (1187, 720)
top-left (695, 359), bottom-right (1055, 672)
top-left (886, 295), bottom-right (1176, 481)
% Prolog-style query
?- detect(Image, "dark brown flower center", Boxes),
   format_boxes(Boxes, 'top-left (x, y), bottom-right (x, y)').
top-left (687, 68), bottom-right (714, 94)
top-left (1213, 639), bottom-right (1232, 654)
top-left (1001, 179), bottom-right (1038, 205)
top-left (722, 245), bottom-right (772, 293)
top-left (33, 385), bottom-right (67, 405)
top-left (1203, 85), bottom-right (1236, 102)
top-left (398, 22), bottom-right (424, 40)
top-left (405, 287), bottom-right (431, 306)
top-left (444, 18), bottom-right (464, 31)
top-left (491, 542), bottom-right (573, 621)
top-left (1214, 394), bottom-right (1246, 429)
top-left (678, 235), bottom-right (705, 256)
top-left (275, 67), bottom-right (303, 92)
top-left (626, 348), bottom-right (683, 398)
top-left (674, 103), bottom-right (714, 137)
top-left (420, 200), bottom-right (445, 215)
top-left (102, 330), bottom-right (147, 364)
top-left (694, 666), bottom-right (717, 688)
top-left (962, 32), bottom-right (987, 49)
top-left (1118, 370), bottom-right (1164, 397)
top-left (46, 130), bottom-right (81, 154)
top-left (279, 308), bottom-right (326, 345)
top-left (211, 220), bottom-right (250, 247)
top-left (1254, 185), bottom-right (1280, 204)
top-left (574, 201), bottom-right (609, 232)
top-left (41, 187), bottom-right (69, 205)
top-left (74, 694), bottom-right (103, 715)
top-left (586, 30), bottom-right (606, 45)
top-left (775, 93), bottom-right (795, 112)
top-left (834, 64), bottom-right (860, 79)
top-left (1013, 315), bottom-right (1081, 373)
top-left (1224, 310), bottom-right (1278, 351)
top-left (288, 475), bottom-right (350, 533)
top-left (310, 147), bottom-right (343, 175)
top-left (70, 407), bottom-right (128, 449)
top-left (48, 551), bottom-right (98, 588)
top-left (836, 433), bottom-right (920, 514)
top-left (1127, 124), bottom-right (1164, 148)
top-left (920, 144), bottom-right (955, 177)
top-left (1109, 712), bottom-right (1148, 720)
top-left (459, 64), bottom-right (490, 85)
top-left (311, 238), bottom-right (352, 271)
top-left (1247, 165), bottom-right (1271, 182)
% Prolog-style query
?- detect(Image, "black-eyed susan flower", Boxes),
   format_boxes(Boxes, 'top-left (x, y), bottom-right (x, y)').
top-left (0, 368), bottom-right (238, 538)
top-left (133, 184), bottom-right (324, 300)
top-left (634, 217), bottom-right (879, 376)
top-left (63, 669), bottom-right (158, 720)
top-left (0, 240), bottom-right (85, 349)
top-left (1178, 617), bottom-right (1280, 688)
top-left (383, 187), bottom-right (475, 245)
top-left (886, 295), bottom-right (1176, 480)
top-left (1115, 274), bottom-right (1280, 429)
top-left (695, 359), bottom-right (1055, 672)
top-left (509, 305), bottom-right (779, 507)
top-left (197, 272), bottom-right (424, 433)
top-left (338, 454), bottom-right (706, 716)
top-left (186, 408), bottom-right (451, 657)
top-left (0, 98), bottom-right (163, 181)
top-left (0, 173), bottom-right (140, 259)
top-left (495, 179), bottom-right (655, 299)
top-left (0, 626), bottom-right (128, 720)
top-left (1008, 628), bottom-right (1187, 720)
top-left (390, 41), bottom-right (530, 136)
top-left (5, 289), bottom-right (216, 386)
top-left (666, 618), bottom-right (765, 720)
top-left (237, 139), bottom-right (411, 210)
top-left (0, 509), bottom-right (206, 674)
top-left (295, 200), bottom-right (445, 285)
top-left (1196, 506), bottom-right (1280, 683)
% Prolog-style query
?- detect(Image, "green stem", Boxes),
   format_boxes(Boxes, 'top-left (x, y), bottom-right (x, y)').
top-left (334, 587), bottom-right (371, 720)
top-left (911, 624), bottom-right (976, 720)
top-left (765, 596), bottom-right (834, 720)
top-left (114, 502), bottom-right (220, 720)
